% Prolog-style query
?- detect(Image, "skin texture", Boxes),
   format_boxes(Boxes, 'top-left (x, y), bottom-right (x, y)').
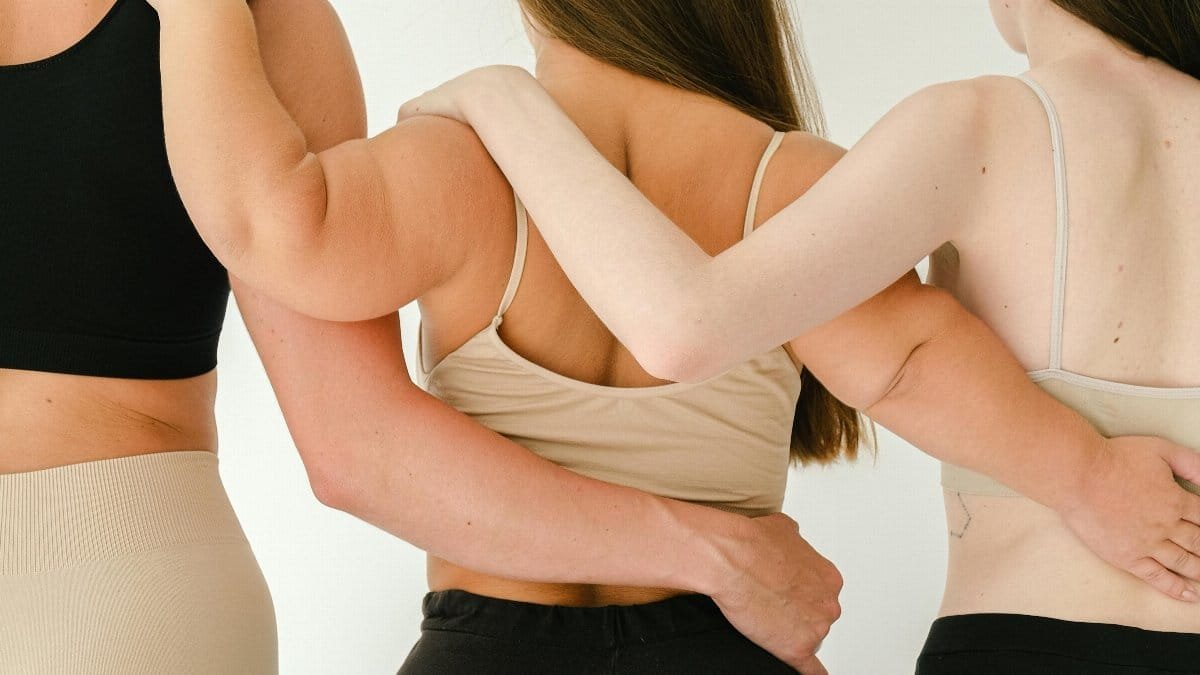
top-left (0, 0), bottom-right (218, 474)
top-left (2, 1), bottom-right (847, 671)
top-left (149, 1), bottom-right (845, 671)
top-left (396, 0), bottom-right (1200, 628)
top-left (144, 0), bottom-right (1196, 668)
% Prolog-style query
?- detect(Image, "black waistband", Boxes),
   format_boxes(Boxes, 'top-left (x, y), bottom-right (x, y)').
top-left (922, 613), bottom-right (1200, 670)
top-left (421, 590), bottom-right (730, 649)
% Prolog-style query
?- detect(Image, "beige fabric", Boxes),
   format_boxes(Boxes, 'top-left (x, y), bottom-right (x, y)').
top-left (420, 133), bottom-right (801, 517)
top-left (0, 451), bottom-right (277, 674)
top-left (943, 376), bottom-right (1200, 496)
top-left (942, 76), bottom-right (1200, 498)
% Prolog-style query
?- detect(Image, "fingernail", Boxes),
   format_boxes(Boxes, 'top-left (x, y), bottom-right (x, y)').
top-left (1183, 588), bottom-right (1199, 603)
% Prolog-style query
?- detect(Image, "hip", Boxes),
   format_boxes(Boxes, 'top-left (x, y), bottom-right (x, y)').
top-left (0, 450), bottom-right (277, 674)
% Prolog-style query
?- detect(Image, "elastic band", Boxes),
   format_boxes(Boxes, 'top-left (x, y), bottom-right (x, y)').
top-left (0, 452), bottom-right (245, 576)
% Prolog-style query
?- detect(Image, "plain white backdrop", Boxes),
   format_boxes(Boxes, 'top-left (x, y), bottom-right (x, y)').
top-left (215, 2), bottom-right (1028, 673)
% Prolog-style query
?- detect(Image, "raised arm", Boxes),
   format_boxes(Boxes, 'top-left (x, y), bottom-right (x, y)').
top-left (399, 67), bottom-right (985, 381)
top-left (149, 0), bottom-right (505, 321)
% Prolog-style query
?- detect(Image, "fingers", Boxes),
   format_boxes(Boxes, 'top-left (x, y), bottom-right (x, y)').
top-left (793, 654), bottom-right (828, 675)
top-left (1172, 521), bottom-right (1200, 560)
top-left (1183, 493), bottom-right (1200, 528)
top-left (1163, 445), bottom-right (1200, 486)
top-left (1128, 557), bottom-right (1200, 602)
top-left (1155, 539), bottom-right (1200, 585)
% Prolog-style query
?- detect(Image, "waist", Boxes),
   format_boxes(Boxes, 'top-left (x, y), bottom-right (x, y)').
top-left (939, 491), bottom-right (1200, 633)
top-left (0, 450), bottom-right (246, 576)
top-left (0, 368), bottom-right (217, 473)
top-left (428, 557), bottom-right (688, 607)
top-left (420, 588), bottom-right (727, 645)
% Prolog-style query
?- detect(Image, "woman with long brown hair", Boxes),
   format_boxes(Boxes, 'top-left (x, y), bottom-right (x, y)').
top-left (145, 0), bottom-right (1199, 671)
top-left (0, 2), bottom-right (845, 671)
top-left (394, 0), bottom-right (1200, 671)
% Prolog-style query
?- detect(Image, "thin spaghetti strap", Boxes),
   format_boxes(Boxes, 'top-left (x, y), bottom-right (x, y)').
top-left (495, 194), bottom-right (529, 321)
top-left (744, 131), bottom-right (787, 238)
top-left (1017, 74), bottom-right (1071, 370)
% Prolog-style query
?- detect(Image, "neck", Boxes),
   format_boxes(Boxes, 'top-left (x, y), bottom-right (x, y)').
top-left (1020, 1), bottom-right (1147, 70)
top-left (532, 41), bottom-right (637, 170)
top-left (532, 39), bottom-right (762, 175)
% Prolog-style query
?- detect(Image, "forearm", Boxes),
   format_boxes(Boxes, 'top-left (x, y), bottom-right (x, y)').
top-left (238, 287), bottom-right (747, 594)
top-left (862, 289), bottom-right (1097, 512)
top-left (156, 0), bottom-right (326, 273)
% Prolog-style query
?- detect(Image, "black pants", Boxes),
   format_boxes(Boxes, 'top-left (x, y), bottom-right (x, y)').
top-left (917, 613), bottom-right (1200, 674)
top-left (398, 590), bottom-right (795, 674)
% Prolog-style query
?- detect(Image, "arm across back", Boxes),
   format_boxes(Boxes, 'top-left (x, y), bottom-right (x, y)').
top-left (401, 67), bottom-right (987, 382)
top-left (230, 0), bottom-right (776, 602)
top-left (157, 1), bottom-right (842, 670)
top-left (396, 66), bottom-right (1200, 602)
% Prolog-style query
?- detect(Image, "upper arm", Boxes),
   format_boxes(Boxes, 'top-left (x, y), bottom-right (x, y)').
top-left (786, 271), bottom-right (948, 410)
top-left (234, 0), bottom-right (416, 467)
top-left (692, 80), bottom-right (993, 367)
top-left (303, 116), bottom-right (511, 320)
top-left (240, 1), bottom-right (509, 321)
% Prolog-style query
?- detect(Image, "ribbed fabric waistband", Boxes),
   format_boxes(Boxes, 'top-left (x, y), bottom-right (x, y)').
top-left (0, 451), bottom-right (247, 576)
top-left (922, 613), bottom-right (1200, 670)
top-left (421, 590), bottom-right (731, 648)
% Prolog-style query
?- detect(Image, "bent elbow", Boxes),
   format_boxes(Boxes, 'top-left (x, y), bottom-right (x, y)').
top-left (300, 445), bottom-right (363, 514)
top-left (635, 329), bottom-right (725, 384)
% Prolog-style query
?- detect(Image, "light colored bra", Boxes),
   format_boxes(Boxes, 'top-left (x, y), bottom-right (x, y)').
top-left (942, 75), bottom-right (1200, 497)
top-left (418, 132), bottom-right (801, 517)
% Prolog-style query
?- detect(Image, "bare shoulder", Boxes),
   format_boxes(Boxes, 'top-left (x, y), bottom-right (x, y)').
top-left (755, 132), bottom-right (845, 221)
top-left (885, 76), bottom-right (1032, 151)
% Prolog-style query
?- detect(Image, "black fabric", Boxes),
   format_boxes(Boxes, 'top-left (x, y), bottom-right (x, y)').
top-left (917, 613), bottom-right (1200, 674)
top-left (399, 590), bottom-right (795, 674)
top-left (0, 0), bottom-right (229, 380)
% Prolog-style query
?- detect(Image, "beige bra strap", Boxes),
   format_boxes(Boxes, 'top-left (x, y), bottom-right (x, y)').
top-left (1018, 74), bottom-right (1071, 370)
top-left (496, 195), bottom-right (530, 319)
top-left (743, 131), bottom-right (787, 238)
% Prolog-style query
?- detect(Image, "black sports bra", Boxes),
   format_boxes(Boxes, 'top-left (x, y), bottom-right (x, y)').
top-left (0, 0), bottom-right (229, 380)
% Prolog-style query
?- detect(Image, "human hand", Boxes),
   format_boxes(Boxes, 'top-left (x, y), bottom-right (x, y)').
top-left (1061, 436), bottom-right (1200, 601)
top-left (397, 65), bottom-right (536, 126)
top-left (705, 513), bottom-right (842, 674)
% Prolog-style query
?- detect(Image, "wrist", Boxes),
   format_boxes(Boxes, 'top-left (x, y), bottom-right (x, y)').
top-left (458, 67), bottom-right (536, 123)
top-left (1039, 417), bottom-right (1111, 515)
top-left (658, 501), bottom-right (754, 599)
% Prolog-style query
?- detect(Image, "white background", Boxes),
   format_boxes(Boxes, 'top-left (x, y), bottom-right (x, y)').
top-left (216, 2), bottom-right (1028, 673)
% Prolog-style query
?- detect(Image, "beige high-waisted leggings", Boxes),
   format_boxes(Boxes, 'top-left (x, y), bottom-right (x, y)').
top-left (0, 451), bottom-right (277, 674)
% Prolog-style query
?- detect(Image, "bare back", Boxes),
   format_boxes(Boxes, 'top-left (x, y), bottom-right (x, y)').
top-left (0, 0), bottom-right (218, 473)
top-left (419, 68), bottom-right (838, 607)
top-left (934, 56), bottom-right (1200, 631)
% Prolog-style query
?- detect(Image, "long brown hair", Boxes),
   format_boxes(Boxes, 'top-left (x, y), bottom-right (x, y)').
top-left (1051, 0), bottom-right (1200, 79)
top-left (519, 0), bottom-right (868, 465)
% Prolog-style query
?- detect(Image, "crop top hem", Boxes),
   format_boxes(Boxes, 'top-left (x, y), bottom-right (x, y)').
top-left (0, 327), bottom-right (219, 380)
